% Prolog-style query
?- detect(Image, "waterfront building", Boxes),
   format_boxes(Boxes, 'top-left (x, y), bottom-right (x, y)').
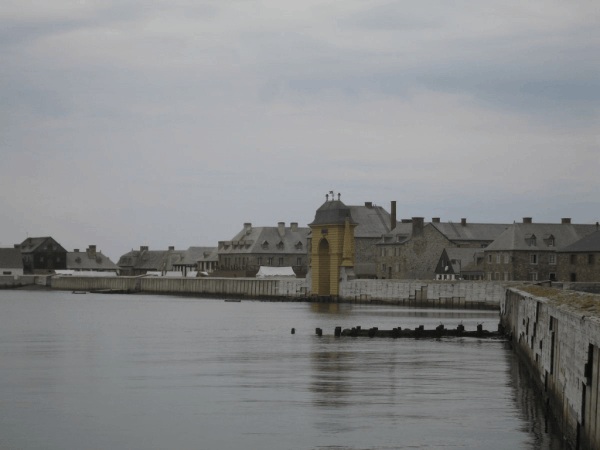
top-left (308, 195), bottom-right (357, 296)
top-left (213, 222), bottom-right (310, 278)
top-left (196, 248), bottom-right (218, 275)
top-left (19, 237), bottom-right (67, 275)
top-left (0, 246), bottom-right (24, 276)
top-left (172, 247), bottom-right (215, 276)
top-left (66, 246), bottom-right (119, 273)
top-left (556, 225), bottom-right (600, 282)
top-left (117, 246), bottom-right (185, 276)
top-left (481, 218), bottom-right (597, 281)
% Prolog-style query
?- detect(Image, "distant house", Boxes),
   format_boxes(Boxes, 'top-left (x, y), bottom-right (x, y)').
top-left (172, 247), bottom-right (216, 276)
top-left (117, 246), bottom-right (185, 276)
top-left (196, 247), bottom-right (218, 275)
top-left (19, 237), bottom-right (67, 274)
top-left (556, 225), bottom-right (600, 282)
top-left (67, 246), bottom-right (119, 273)
top-left (481, 218), bottom-right (597, 281)
top-left (215, 222), bottom-right (310, 278)
top-left (434, 248), bottom-right (481, 281)
top-left (0, 246), bottom-right (24, 276)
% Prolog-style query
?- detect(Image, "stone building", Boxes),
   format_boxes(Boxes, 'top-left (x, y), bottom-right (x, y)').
top-left (213, 222), bottom-right (310, 278)
top-left (67, 246), bottom-right (119, 273)
top-left (19, 237), bottom-right (67, 274)
top-left (376, 218), bottom-right (509, 280)
top-left (117, 246), bottom-right (185, 276)
top-left (556, 225), bottom-right (600, 282)
top-left (308, 197), bottom-right (357, 296)
top-left (481, 218), bottom-right (597, 281)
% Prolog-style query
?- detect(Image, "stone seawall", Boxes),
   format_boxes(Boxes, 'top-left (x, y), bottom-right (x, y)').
top-left (502, 286), bottom-right (600, 450)
top-left (50, 276), bottom-right (308, 299)
top-left (339, 280), bottom-right (503, 309)
top-left (48, 277), bottom-right (504, 307)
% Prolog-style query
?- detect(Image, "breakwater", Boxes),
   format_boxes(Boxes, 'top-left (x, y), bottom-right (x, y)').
top-left (502, 285), bottom-right (600, 450)
top-left (47, 276), bottom-right (504, 308)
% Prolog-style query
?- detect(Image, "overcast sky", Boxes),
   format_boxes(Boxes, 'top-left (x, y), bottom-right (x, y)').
top-left (1, 0), bottom-right (599, 260)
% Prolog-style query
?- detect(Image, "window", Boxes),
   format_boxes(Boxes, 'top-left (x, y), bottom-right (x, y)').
top-left (550, 273), bottom-right (557, 281)
top-left (487, 254), bottom-right (492, 263)
top-left (504, 272), bottom-right (509, 281)
top-left (548, 238), bottom-right (554, 247)
top-left (295, 241), bottom-right (303, 250)
top-left (257, 257), bottom-right (262, 265)
top-left (381, 248), bottom-right (386, 257)
top-left (570, 254), bottom-right (577, 265)
top-left (40, 256), bottom-right (44, 262)
top-left (268, 257), bottom-right (273, 265)
top-left (549, 254), bottom-right (556, 265)
top-left (276, 241), bottom-right (284, 250)
top-left (262, 241), bottom-right (269, 250)
top-left (396, 263), bottom-right (400, 272)
top-left (495, 272), bottom-right (500, 280)
top-left (56, 257), bottom-right (60, 262)
top-left (487, 272), bottom-right (492, 281)
top-left (529, 272), bottom-right (538, 281)
top-left (530, 254), bottom-right (538, 264)
top-left (481, 244), bottom-right (487, 248)
top-left (278, 258), bottom-right (284, 266)
top-left (382, 264), bottom-right (387, 271)
top-left (296, 257), bottom-right (302, 266)
top-left (393, 248), bottom-right (397, 256)
top-left (504, 253), bottom-right (510, 264)
top-left (496, 254), bottom-right (501, 264)
top-left (589, 255), bottom-right (595, 265)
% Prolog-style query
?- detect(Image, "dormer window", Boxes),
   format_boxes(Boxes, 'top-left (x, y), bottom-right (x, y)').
top-left (525, 234), bottom-right (537, 246)
top-left (295, 241), bottom-right (303, 250)
top-left (276, 241), bottom-right (284, 250)
top-left (262, 240), bottom-right (269, 250)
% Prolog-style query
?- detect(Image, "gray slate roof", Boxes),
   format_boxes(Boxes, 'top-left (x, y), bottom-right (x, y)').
top-left (557, 229), bottom-right (600, 253)
top-left (0, 248), bottom-right (23, 269)
top-left (196, 247), bottom-right (219, 263)
top-left (219, 225), bottom-right (310, 255)
top-left (484, 223), bottom-right (598, 251)
top-left (173, 247), bottom-right (216, 266)
top-left (348, 205), bottom-right (391, 238)
top-left (443, 247), bottom-right (480, 273)
top-left (431, 222), bottom-right (510, 242)
top-left (118, 249), bottom-right (185, 271)
top-left (309, 200), bottom-right (358, 226)
top-left (67, 250), bottom-right (119, 271)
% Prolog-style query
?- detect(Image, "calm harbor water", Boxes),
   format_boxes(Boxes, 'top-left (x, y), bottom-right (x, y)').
top-left (0, 290), bottom-right (566, 450)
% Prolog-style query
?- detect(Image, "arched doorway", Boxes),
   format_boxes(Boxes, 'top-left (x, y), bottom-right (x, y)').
top-left (318, 239), bottom-right (330, 295)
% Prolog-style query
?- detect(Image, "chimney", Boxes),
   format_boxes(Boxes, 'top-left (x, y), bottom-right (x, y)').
top-left (14, 244), bottom-right (20, 248)
top-left (412, 217), bottom-right (424, 236)
top-left (140, 246), bottom-right (148, 252)
top-left (168, 246), bottom-right (175, 251)
top-left (244, 222), bottom-right (252, 230)
top-left (291, 222), bottom-right (298, 232)
top-left (365, 202), bottom-right (373, 208)
top-left (401, 219), bottom-right (413, 223)
top-left (278, 222), bottom-right (285, 237)
top-left (390, 201), bottom-right (397, 231)
top-left (523, 217), bottom-right (532, 224)
top-left (218, 241), bottom-right (224, 249)
top-left (461, 218), bottom-right (467, 227)
top-left (87, 245), bottom-right (96, 258)
top-left (432, 218), bottom-right (440, 223)
top-left (561, 218), bottom-right (571, 224)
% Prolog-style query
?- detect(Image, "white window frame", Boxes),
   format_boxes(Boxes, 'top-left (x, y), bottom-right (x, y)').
top-left (549, 254), bottom-right (556, 265)
top-left (504, 253), bottom-right (510, 264)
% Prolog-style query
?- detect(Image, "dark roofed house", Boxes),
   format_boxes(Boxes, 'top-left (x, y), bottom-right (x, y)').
top-left (67, 246), bottom-right (119, 273)
top-left (19, 237), bottom-right (67, 274)
top-left (117, 246), bottom-right (185, 276)
top-left (434, 248), bottom-right (481, 281)
top-left (481, 218), bottom-right (598, 282)
top-left (196, 248), bottom-right (218, 275)
top-left (172, 247), bottom-right (216, 276)
top-left (0, 246), bottom-right (24, 276)
top-left (556, 224), bottom-right (600, 282)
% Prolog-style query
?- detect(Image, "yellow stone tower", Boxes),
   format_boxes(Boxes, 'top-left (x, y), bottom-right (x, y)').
top-left (308, 193), bottom-right (357, 296)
